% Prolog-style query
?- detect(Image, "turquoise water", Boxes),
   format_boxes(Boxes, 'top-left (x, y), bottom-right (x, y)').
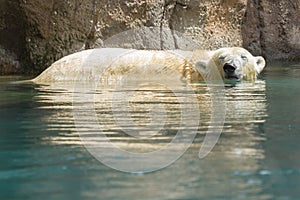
top-left (1, 63), bottom-right (300, 199)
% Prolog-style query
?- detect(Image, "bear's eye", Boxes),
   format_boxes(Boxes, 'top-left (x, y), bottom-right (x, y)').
top-left (219, 55), bottom-right (226, 60)
top-left (241, 55), bottom-right (247, 60)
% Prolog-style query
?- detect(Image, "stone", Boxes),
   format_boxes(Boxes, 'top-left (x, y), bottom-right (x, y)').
top-left (0, 0), bottom-right (299, 75)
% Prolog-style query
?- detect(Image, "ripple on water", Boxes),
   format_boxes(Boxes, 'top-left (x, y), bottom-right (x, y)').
top-left (2, 71), bottom-right (300, 200)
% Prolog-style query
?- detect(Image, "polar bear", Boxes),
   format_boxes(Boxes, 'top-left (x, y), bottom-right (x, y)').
top-left (193, 47), bottom-right (266, 82)
top-left (32, 47), bottom-right (265, 83)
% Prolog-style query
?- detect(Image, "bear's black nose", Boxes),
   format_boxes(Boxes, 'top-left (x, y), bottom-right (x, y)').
top-left (223, 63), bottom-right (236, 74)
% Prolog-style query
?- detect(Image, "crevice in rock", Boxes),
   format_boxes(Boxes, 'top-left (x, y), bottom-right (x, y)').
top-left (4, 1), bottom-right (28, 73)
top-left (160, 0), bottom-right (168, 50)
top-left (85, 0), bottom-right (99, 49)
top-left (169, 2), bottom-right (179, 49)
top-left (160, 0), bottom-right (187, 49)
top-left (169, 1), bottom-right (188, 49)
top-left (242, 0), bottom-right (265, 56)
top-left (257, 0), bottom-right (266, 57)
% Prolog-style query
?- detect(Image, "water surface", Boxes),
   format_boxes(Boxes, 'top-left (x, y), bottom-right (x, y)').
top-left (1, 63), bottom-right (300, 199)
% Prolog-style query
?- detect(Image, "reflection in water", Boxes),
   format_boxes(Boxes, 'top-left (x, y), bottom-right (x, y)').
top-left (32, 80), bottom-right (267, 164)
top-left (222, 81), bottom-right (267, 158)
top-left (3, 78), bottom-right (270, 199)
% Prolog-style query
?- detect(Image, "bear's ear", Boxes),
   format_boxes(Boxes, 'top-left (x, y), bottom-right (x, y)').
top-left (255, 56), bottom-right (266, 73)
top-left (194, 60), bottom-right (209, 76)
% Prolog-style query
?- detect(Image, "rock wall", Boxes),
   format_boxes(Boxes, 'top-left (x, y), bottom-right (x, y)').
top-left (0, 1), bottom-right (26, 75)
top-left (0, 0), bottom-right (299, 75)
top-left (242, 0), bottom-right (300, 60)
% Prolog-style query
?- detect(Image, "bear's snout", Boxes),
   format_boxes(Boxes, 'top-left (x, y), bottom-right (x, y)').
top-left (223, 62), bottom-right (242, 80)
top-left (223, 63), bottom-right (237, 74)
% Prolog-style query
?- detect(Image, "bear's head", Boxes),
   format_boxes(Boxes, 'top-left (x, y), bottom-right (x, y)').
top-left (195, 47), bottom-right (266, 81)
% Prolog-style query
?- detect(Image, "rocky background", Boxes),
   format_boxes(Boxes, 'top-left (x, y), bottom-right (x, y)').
top-left (0, 0), bottom-right (299, 75)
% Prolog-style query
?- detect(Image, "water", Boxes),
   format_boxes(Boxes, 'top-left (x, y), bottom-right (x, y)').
top-left (1, 63), bottom-right (300, 199)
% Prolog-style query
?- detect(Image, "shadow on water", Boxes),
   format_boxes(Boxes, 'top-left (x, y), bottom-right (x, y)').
top-left (1, 64), bottom-right (300, 199)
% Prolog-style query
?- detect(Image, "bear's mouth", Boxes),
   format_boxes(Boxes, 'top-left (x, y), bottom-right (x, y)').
top-left (225, 74), bottom-right (240, 80)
